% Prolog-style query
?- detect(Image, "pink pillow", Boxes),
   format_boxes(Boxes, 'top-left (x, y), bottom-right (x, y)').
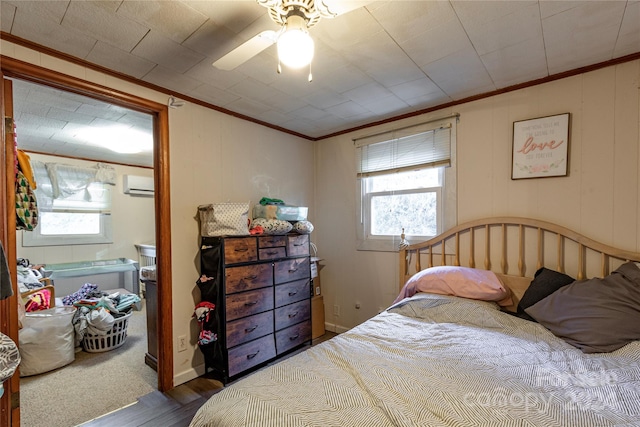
top-left (394, 266), bottom-right (512, 306)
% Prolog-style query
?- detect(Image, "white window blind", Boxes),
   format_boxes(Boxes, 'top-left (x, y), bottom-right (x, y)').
top-left (355, 123), bottom-right (451, 178)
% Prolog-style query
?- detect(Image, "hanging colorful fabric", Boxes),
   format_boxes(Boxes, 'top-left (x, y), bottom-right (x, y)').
top-left (193, 301), bottom-right (217, 346)
top-left (15, 170), bottom-right (38, 231)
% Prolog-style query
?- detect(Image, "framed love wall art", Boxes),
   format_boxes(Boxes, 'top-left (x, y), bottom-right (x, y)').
top-left (512, 113), bottom-right (570, 180)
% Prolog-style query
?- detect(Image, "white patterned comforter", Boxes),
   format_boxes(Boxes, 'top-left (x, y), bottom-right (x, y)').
top-left (190, 293), bottom-right (640, 426)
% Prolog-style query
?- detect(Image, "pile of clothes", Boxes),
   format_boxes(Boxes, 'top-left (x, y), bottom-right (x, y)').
top-left (64, 283), bottom-right (141, 348)
top-left (17, 260), bottom-right (53, 312)
top-left (16, 263), bottom-right (44, 293)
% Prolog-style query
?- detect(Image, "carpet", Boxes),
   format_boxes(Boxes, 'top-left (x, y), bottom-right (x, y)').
top-left (19, 302), bottom-right (157, 427)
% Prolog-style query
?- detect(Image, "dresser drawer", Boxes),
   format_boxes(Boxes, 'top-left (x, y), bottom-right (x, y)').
top-left (258, 236), bottom-right (286, 248)
top-left (225, 264), bottom-right (272, 294)
top-left (274, 257), bottom-right (310, 284)
top-left (274, 299), bottom-right (310, 331)
top-left (287, 234), bottom-right (309, 257)
top-left (225, 287), bottom-right (274, 321)
top-left (226, 311), bottom-right (274, 348)
top-left (275, 279), bottom-right (310, 308)
top-left (224, 237), bottom-right (257, 264)
top-left (259, 247), bottom-right (286, 260)
top-left (275, 321), bottom-right (311, 355)
top-left (228, 334), bottom-right (276, 377)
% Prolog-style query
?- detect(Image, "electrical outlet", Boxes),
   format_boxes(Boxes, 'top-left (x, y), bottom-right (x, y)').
top-left (178, 335), bottom-right (187, 352)
top-left (333, 304), bottom-right (340, 316)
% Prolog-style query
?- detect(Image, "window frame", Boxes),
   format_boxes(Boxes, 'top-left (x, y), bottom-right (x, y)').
top-left (355, 116), bottom-right (457, 252)
top-left (22, 211), bottom-right (113, 246)
top-left (22, 160), bottom-right (115, 247)
top-left (365, 179), bottom-right (443, 241)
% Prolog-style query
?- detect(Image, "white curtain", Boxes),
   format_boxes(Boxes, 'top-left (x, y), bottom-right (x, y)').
top-left (31, 160), bottom-right (114, 213)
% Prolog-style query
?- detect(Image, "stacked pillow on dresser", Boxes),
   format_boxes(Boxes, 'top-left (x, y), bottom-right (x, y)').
top-left (517, 262), bottom-right (640, 353)
top-left (250, 201), bottom-right (313, 235)
top-left (251, 217), bottom-right (294, 234)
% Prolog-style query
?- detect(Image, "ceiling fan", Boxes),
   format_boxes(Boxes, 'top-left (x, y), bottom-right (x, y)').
top-left (212, 0), bottom-right (370, 78)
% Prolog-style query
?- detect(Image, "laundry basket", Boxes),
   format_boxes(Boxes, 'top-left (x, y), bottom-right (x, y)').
top-left (19, 306), bottom-right (76, 376)
top-left (83, 310), bottom-right (133, 353)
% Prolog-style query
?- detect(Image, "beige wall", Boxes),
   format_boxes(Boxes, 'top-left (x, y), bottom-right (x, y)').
top-left (16, 152), bottom-right (155, 264)
top-left (2, 40), bottom-right (314, 385)
top-left (314, 59), bottom-right (640, 333)
top-left (168, 99), bottom-right (314, 384)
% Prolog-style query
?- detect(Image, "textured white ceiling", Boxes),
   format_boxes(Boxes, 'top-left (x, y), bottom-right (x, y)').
top-left (10, 79), bottom-right (154, 167)
top-left (2, 1), bottom-right (639, 166)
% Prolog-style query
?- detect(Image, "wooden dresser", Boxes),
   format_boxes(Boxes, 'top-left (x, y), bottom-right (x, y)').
top-left (198, 234), bottom-right (312, 383)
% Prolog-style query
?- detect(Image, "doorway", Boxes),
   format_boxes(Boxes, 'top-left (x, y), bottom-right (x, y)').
top-left (0, 58), bottom-right (173, 427)
top-left (14, 77), bottom-right (156, 426)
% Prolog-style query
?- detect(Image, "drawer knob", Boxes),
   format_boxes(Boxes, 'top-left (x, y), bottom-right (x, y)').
top-left (293, 243), bottom-right (304, 247)
top-left (288, 268), bottom-right (298, 273)
top-left (244, 301), bottom-right (257, 306)
top-left (245, 325), bottom-right (258, 333)
top-left (244, 275), bottom-right (258, 280)
top-left (288, 311), bottom-right (298, 318)
top-left (235, 247), bottom-right (249, 252)
top-left (247, 350), bottom-right (260, 359)
top-left (288, 291), bottom-right (298, 296)
top-left (289, 334), bottom-right (300, 341)
top-left (266, 250), bottom-right (278, 255)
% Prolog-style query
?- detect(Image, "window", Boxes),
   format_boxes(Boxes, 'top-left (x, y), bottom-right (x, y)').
top-left (356, 116), bottom-right (457, 251)
top-left (22, 160), bottom-right (114, 246)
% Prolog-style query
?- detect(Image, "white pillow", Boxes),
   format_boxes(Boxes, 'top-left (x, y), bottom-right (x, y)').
top-left (251, 218), bottom-right (293, 235)
top-left (294, 220), bottom-right (314, 234)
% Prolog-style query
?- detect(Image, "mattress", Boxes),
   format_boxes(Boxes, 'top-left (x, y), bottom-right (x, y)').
top-left (189, 293), bottom-right (640, 426)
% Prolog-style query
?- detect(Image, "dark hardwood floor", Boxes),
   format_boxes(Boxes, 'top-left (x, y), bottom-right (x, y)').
top-left (79, 332), bottom-right (337, 427)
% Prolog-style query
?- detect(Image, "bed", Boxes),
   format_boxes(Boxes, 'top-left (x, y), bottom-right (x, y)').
top-left (189, 217), bottom-right (640, 426)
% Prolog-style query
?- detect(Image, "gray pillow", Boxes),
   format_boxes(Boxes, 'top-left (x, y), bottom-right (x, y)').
top-left (516, 267), bottom-right (575, 322)
top-left (525, 262), bottom-right (640, 353)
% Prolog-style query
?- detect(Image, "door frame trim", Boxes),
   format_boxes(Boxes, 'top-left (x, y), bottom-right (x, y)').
top-left (0, 56), bottom-right (174, 426)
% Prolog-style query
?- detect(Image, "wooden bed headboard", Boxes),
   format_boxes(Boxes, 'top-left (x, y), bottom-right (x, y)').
top-left (399, 217), bottom-right (640, 312)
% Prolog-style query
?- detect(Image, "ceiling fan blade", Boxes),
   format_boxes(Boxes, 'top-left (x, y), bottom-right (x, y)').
top-left (320, 0), bottom-right (372, 17)
top-left (212, 30), bottom-right (278, 71)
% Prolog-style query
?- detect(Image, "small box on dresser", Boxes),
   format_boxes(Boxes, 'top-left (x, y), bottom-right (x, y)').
top-left (198, 233), bottom-right (312, 383)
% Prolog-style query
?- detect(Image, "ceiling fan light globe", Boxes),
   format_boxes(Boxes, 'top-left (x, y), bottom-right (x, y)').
top-left (277, 28), bottom-right (314, 69)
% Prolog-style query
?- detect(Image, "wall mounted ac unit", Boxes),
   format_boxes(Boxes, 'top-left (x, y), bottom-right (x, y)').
top-left (123, 175), bottom-right (154, 196)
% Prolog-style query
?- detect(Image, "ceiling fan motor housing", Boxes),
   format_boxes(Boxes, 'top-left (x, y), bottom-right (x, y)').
top-left (259, 0), bottom-right (336, 28)
top-left (213, 0), bottom-right (348, 71)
